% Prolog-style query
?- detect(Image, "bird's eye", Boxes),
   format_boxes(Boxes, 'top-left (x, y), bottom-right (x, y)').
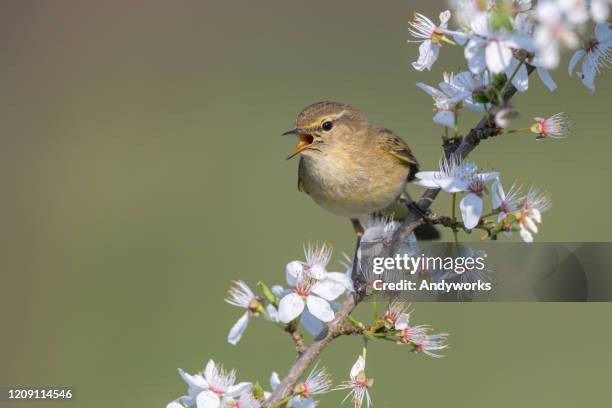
top-left (322, 121), bottom-right (333, 131)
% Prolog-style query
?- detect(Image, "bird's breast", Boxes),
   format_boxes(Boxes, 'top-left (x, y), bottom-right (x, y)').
top-left (299, 149), bottom-right (409, 218)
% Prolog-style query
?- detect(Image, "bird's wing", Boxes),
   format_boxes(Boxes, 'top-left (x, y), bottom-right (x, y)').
top-left (377, 128), bottom-right (419, 180)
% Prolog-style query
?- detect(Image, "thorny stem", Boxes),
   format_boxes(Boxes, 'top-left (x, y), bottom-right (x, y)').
top-left (263, 64), bottom-right (536, 408)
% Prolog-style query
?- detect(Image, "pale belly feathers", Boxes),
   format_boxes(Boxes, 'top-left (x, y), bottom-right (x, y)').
top-left (298, 151), bottom-right (408, 218)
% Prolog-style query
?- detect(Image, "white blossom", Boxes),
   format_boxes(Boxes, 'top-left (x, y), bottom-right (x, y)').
top-left (408, 11), bottom-right (460, 71)
top-left (414, 154), bottom-right (476, 193)
top-left (416, 82), bottom-right (470, 128)
top-left (517, 186), bottom-right (552, 242)
top-left (451, 0), bottom-right (489, 27)
top-left (460, 172), bottom-right (498, 229)
top-left (225, 280), bottom-right (262, 345)
top-left (395, 311), bottom-right (431, 345)
top-left (590, 0), bottom-right (611, 23)
top-left (302, 364), bottom-right (333, 396)
top-left (415, 155), bottom-right (498, 229)
top-left (335, 356), bottom-right (372, 408)
top-left (170, 360), bottom-right (252, 408)
top-left (529, 112), bottom-right (571, 139)
top-left (534, 0), bottom-right (587, 69)
top-left (568, 22), bottom-right (612, 93)
top-left (464, 14), bottom-right (531, 74)
top-left (492, 179), bottom-right (523, 225)
top-left (412, 332), bottom-right (450, 358)
top-left (440, 71), bottom-right (490, 111)
top-left (278, 268), bottom-right (343, 325)
top-left (513, 13), bottom-right (558, 91)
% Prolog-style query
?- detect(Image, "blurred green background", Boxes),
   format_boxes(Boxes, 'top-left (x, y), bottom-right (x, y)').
top-left (1, 0), bottom-right (610, 407)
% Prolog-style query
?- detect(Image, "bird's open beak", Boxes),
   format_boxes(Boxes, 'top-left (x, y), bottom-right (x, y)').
top-left (282, 128), bottom-right (314, 160)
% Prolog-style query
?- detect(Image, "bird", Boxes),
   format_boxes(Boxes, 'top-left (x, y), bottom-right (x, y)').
top-left (283, 101), bottom-right (439, 239)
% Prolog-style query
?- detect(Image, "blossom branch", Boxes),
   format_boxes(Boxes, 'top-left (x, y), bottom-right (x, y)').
top-left (264, 295), bottom-right (358, 406)
top-left (389, 65), bottom-right (536, 249)
top-left (265, 65), bottom-right (535, 408)
top-left (285, 321), bottom-right (307, 355)
top-left (427, 211), bottom-right (495, 237)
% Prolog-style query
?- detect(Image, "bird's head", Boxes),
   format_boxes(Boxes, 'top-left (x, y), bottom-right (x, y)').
top-left (282, 101), bottom-right (367, 160)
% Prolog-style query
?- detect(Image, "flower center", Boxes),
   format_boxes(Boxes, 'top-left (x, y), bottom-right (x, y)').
top-left (294, 285), bottom-right (310, 298)
top-left (401, 328), bottom-right (412, 343)
top-left (384, 310), bottom-right (399, 325)
top-left (539, 119), bottom-right (549, 137)
top-left (585, 38), bottom-right (599, 53)
top-left (468, 177), bottom-right (485, 194)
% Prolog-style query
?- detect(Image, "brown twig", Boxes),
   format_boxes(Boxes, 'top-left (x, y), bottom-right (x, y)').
top-left (388, 65), bottom-right (535, 249)
top-left (285, 321), bottom-right (307, 355)
top-left (426, 212), bottom-right (494, 237)
top-left (263, 65), bottom-right (534, 407)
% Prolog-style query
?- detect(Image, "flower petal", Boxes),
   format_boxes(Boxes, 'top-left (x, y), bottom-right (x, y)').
top-left (491, 180), bottom-right (504, 210)
top-left (311, 279), bottom-right (345, 301)
top-left (271, 285), bottom-right (288, 297)
top-left (524, 216), bottom-right (538, 233)
top-left (203, 360), bottom-right (217, 383)
top-left (301, 309), bottom-right (325, 336)
top-left (278, 293), bottom-right (305, 323)
top-left (460, 193), bottom-right (483, 229)
top-left (179, 369), bottom-right (208, 390)
top-left (510, 61), bottom-right (529, 92)
top-left (286, 261), bottom-right (304, 286)
top-left (536, 66), bottom-right (557, 91)
top-left (433, 110), bottom-right (455, 128)
top-left (412, 41), bottom-right (439, 71)
top-left (325, 272), bottom-right (354, 291)
top-left (485, 41), bottom-right (513, 73)
top-left (270, 372), bottom-right (281, 390)
top-left (196, 391), bottom-right (220, 408)
top-left (306, 295), bottom-right (335, 322)
top-left (395, 313), bottom-right (410, 330)
top-left (520, 226), bottom-right (534, 242)
top-left (264, 304), bottom-right (279, 322)
top-left (416, 81), bottom-right (444, 97)
top-left (291, 398), bottom-right (317, 408)
top-left (226, 382), bottom-right (252, 398)
top-left (439, 10), bottom-right (451, 25)
top-left (227, 312), bottom-right (250, 345)
top-left (568, 50), bottom-right (585, 76)
top-left (465, 40), bottom-right (486, 73)
top-left (350, 355), bottom-right (366, 380)
top-left (437, 176), bottom-right (469, 193)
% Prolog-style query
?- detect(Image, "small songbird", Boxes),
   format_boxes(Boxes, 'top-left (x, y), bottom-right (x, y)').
top-left (283, 101), bottom-right (438, 239)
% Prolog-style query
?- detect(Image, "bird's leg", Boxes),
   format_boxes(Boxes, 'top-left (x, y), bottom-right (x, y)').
top-left (350, 218), bottom-right (364, 237)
